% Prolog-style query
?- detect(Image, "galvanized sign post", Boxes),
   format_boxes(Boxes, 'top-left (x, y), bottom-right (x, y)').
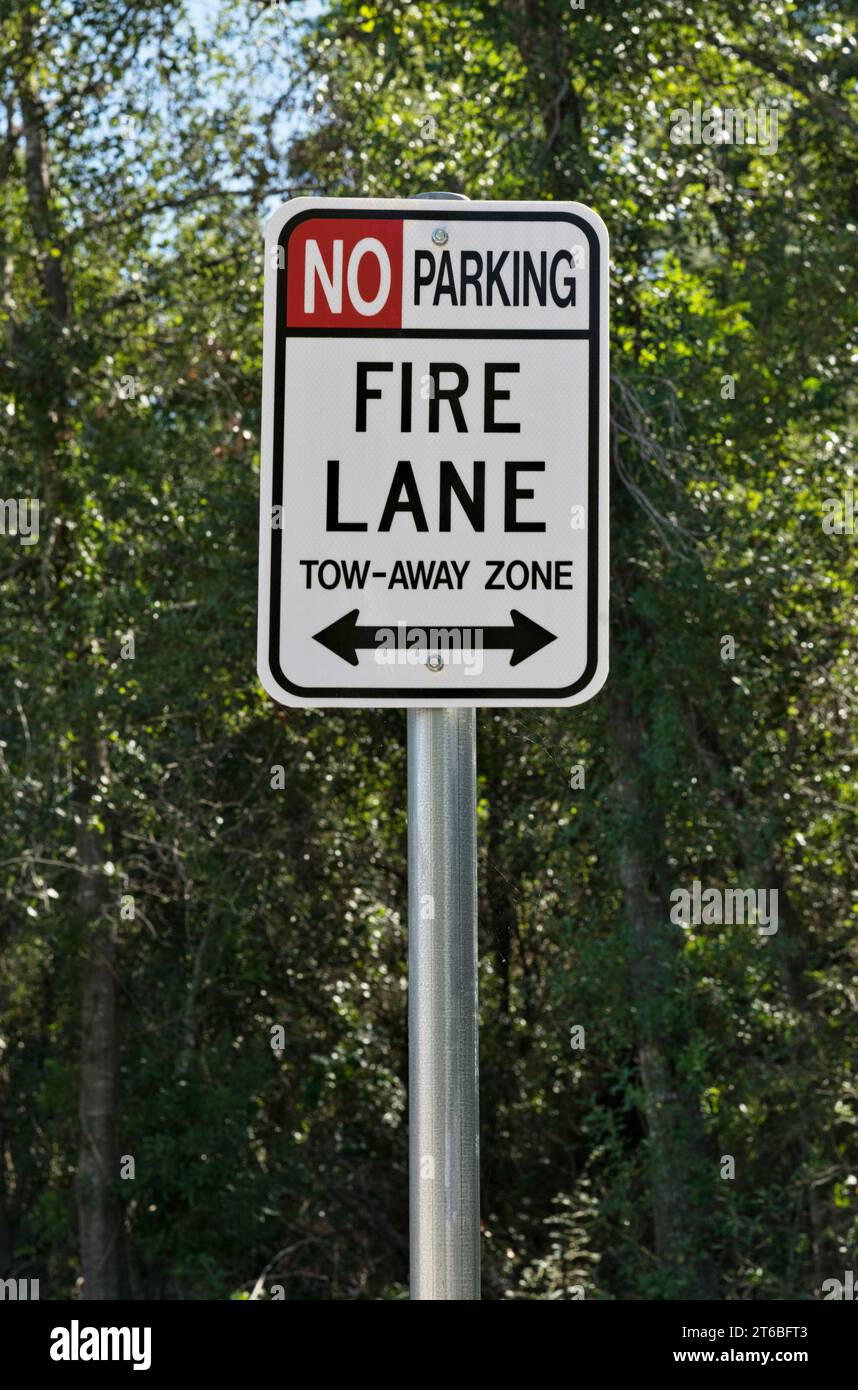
top-left (407, 704), bottom-right (479, 1299)
top-left (258, 190), bottom-right (609, 1300)
top-left (405, 191), bottom-right (480, 1302)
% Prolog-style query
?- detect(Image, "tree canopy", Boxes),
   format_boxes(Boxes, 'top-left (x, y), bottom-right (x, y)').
top-left (0, 0), bottom-right (855, 1300)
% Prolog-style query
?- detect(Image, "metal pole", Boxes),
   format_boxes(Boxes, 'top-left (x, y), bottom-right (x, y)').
top-left (405, 189), bottom-right (479, 1301)
top-left (408, 708), bottom-right (479, 1300)
top-left (406, 190), bottom-right (479, 1302)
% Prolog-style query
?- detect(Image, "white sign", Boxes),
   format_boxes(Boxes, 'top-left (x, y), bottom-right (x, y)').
top-left (257, 197), bottom-right (608, 707)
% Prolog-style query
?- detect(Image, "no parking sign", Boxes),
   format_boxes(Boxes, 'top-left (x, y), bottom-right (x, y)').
top-left (257, 196), bottom-right (608, 708)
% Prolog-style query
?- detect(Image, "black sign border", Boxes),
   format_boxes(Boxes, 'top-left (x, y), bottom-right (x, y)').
top-left (268, 207), bottom-right (604, 700)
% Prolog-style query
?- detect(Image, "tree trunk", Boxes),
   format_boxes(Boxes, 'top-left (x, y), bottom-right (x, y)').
top-left (15, 22), bottom-right (128, 1302)
top-left (0, 1107), bottom-right (12, 1277)
top-left (608, 692), bottom-right (715, 1299)
top-left (506, 0), bottom-right (583, 190)
top-left (75, 741), bottom-right (129, 1300)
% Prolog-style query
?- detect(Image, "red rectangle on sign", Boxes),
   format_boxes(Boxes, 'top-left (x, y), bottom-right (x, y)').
top-left (285, 218), bottom-right (403, 329)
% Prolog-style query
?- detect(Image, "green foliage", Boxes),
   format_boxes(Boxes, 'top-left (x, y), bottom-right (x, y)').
top-left (0, 0), bottom-right (855, 1299)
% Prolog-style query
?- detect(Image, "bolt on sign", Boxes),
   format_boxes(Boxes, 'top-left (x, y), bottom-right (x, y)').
top-left (257, 197), bottom-right (609, 708)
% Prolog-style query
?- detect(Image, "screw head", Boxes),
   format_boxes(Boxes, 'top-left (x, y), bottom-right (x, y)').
top-left (431, 227), bottom-right (449, 246)
top-left (426, 653), bottom-right (444, 672)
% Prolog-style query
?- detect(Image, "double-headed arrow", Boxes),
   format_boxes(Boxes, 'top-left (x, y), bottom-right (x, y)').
top-left (313, 608), bottom-right (557, 667)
